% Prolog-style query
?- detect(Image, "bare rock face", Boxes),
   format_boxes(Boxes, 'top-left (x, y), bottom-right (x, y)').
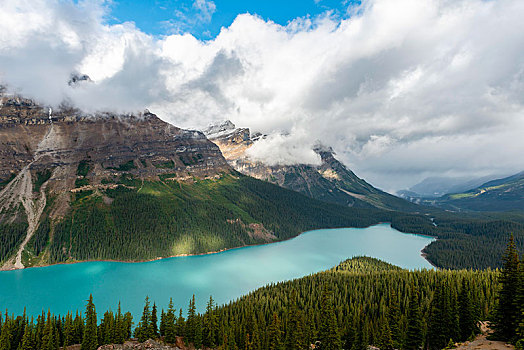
top-left (0, 96), bottom-right (229, 184)
top-left (205, 121), bottom-right (415, 211)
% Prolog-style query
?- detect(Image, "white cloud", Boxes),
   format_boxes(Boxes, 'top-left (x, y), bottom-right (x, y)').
top-left (0, 0), bottom-right (523, 190)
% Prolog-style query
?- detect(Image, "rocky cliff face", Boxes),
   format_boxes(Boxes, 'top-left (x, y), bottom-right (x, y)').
top-left (205, 121), bottom-right (416, 211)
top-left (0, 95), bottom-right (230, 269)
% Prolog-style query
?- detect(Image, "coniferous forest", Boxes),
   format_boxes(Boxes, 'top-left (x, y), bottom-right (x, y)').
top-left (1, 238), bottom-right (523, 350)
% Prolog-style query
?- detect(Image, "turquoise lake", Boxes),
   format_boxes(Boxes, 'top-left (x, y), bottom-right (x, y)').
top-left (0, 224), bottom-right (434, 318)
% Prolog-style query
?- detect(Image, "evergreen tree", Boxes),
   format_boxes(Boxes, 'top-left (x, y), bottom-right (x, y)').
top-left (151, 303), bottom-right (158, 337)
top-left (73, 311), bottom-right (84, 345)
top-left (405, 289), bottom-right (423, 350)
top-left (19, 323), bottom-right (34, 350)
top-left (81, 294), bottom-right (98, 350)
top-left (250, 315), bottom-right (261, 350)
top-left (286, 292), bottom-right (308, 350)
top-left (318, 287), bottom-right (341, 350)
top-left (186, 295), bottom-right (197, 345)
top-left (492, 234), bottom-right (521, 340)
top-left (98, 310), bottom-right (115, 345)
top-left (41, 310), bottom-right (57, 350)
top-left (63, 312), bottom-right (74, 346)
top-left (428, 282), bottom-right (447, 350)
top-left (0, 312), bottom-right (13, 350)
top-left (135, 296), bottom-right (154, 342)
top-left (164, 299), bottom-right (177, 344)
top-left (203, 296), bottom-right (218, 348)
top-left (159, 309), bottom-right (166, 337)
top-left (194, 316), bottom-right (203, 349)
top-left (176, 309), bottom-right (185, 338)
top-left (458, 278), bottom-right (478, 340)
top-left (388, 289), bottom-right (402, 349)
top-left (377, 316), bottom-right (394, 350)
top-left (267, 313), bottom-right (283, 350)
top-left (123, 312), bottom-right (133, 340)
top-left (114, 302), bottom-right (125, 344)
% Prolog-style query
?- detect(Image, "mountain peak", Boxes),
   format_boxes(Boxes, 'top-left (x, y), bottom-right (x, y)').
top-left (204, 120), bottom-right (237, 138)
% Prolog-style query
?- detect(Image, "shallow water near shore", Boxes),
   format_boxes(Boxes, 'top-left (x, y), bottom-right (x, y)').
top-left (0, 224), bottom-right (434, 318)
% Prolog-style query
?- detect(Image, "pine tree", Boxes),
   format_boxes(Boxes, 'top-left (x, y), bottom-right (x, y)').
top-left (267, 313), bottom-right (283, 350)
top-left (203, 296), bottom-right (217, 348)
top-left (250, 315), bottom-right (261, 350)
top-left (194, 316), bottom-right (203, 349)
top-left (388, 289), bottom-right (402, 349)
top-left (151, 303), bottom-right (158, 337)
top-left (160, 309), bottom-right (166, 337)
top-left (516, 256), bottom-right (524, 344)
top-left (428, 282), bottom-right (447, 350)
top-left (458, 278), bottom-right (478, 340)
top-left (41, 310), bottom-right (57, 350)
top-left (186, 295), bottom-right (197, 345)
top-left (377, 316), bottom-right (394, 350)
top-left (0, 312), bottom-right (13, 350)
top-left (81, 294), bottom-right (98, 350)
top-left (318, 286), bottom-right (341, 350)
top-left (19, 322), bottom-right (34, 350)
top-left (114, 302), bottom-right (125, 344)
top-left (286, 291), bottom-right (308, 350)
top-left (123, 312), bottom-right (133, 340)
top-left (165, 299), bottom-right (177, 344)
top-left (176, 309), bottom-right (185, 338)
top-left (99, 310), bottom-right (115, 345)
top-left (63, 312), bottom-right (74, 346)
top-left (135, 296), bottom-right (154, 342)
top-left (405, 289), bottom-right (423, 350)
top-left (492, 234), bottom-right (521, 340)
top-left (73, 311), bottom-right (84, 344)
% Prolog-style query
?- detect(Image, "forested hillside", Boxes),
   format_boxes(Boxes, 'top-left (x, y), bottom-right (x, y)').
top-left (29, 174), bottom-right (399, 265)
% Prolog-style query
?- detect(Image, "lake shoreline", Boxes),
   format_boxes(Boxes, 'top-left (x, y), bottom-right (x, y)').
top-left (1, 223), bottom-right (437, 272)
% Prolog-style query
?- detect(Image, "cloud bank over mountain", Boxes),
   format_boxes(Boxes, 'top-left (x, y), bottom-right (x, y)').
top-left (1, 0), bottom-right (523, 190)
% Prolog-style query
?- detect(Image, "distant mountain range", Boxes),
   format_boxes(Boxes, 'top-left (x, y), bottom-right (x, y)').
top-left (205, 121), bottom-right (417, 212)
top-left (398, 175), bottom-right (505, 198)
top-left (400, 172), bottom-right (524, 211)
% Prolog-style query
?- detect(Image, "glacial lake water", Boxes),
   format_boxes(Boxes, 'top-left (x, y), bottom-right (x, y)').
top-left (0, 224), bottom-right (434, 318)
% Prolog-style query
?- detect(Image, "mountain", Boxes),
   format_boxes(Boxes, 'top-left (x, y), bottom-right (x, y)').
top-left (398, 174), bottom-right (505, 199)
top-left (428, 171), bottom-right (524, 211)
top-left (205, 121), bottom-right (417, 211)
top-left (0, 95), bottom-right (403, 270)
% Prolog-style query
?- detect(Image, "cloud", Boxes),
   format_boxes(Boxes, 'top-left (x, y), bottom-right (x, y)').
top-left (0, 0), bottom-right (523, 190)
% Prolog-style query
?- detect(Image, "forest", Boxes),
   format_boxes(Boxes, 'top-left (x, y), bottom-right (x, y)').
top-left (1, 237), bottom-right (523, 350)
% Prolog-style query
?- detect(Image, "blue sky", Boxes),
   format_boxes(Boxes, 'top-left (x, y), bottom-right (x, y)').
top-left (107, 0), bottom-right (353, 39)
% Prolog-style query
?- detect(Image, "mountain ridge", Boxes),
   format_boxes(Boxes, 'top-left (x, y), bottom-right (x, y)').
top-left (205, 120), bottom-right (418, 212)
